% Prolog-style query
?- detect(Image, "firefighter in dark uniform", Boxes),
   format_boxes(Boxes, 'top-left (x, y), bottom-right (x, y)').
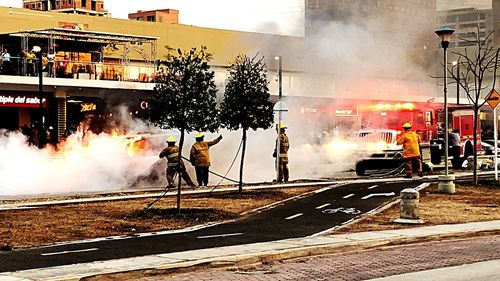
top-left (274, 123), bottom-right (290, 182)
top-left (190, 132), bottom-right (223, 186)
top-left (159, 136), bottom-right (195, 188)
top-left (396, 122), bottom-right (423, 178)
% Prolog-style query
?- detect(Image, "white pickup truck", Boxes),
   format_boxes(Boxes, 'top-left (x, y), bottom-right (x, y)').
top-left (354, 129), bottom-right (404, 176)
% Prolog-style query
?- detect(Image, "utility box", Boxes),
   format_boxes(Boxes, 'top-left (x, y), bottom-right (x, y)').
top-left (394, 188), bottom-right (424, 224)
top-left (430, 138), bottom-right (444, 165)
top-left (400, 188), bottom-right (419, 219)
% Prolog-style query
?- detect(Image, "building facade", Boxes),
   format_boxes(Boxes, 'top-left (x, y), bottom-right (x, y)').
top-left (305, 0), bottom-right (437, 44)
top-left (128, 9), bottom-right (179, 24)
top-left (438, 7), bottom-right (493, 48)
top-left (0, 5), bottom-right (442, 140)
top-left (22, 0), bottom-right (107, 16)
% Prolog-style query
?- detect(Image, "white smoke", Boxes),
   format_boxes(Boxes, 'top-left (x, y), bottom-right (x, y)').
top-left (0, 129), bottom-right (159, 197)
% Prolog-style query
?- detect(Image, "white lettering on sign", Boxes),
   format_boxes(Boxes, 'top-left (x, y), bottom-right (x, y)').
top-left (0, 95), bottom-right (45, 105)
top-left (335, 108), bottom-right (358, 116)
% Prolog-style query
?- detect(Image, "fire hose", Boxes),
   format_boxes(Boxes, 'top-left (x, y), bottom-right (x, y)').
top-left (142, 139), bottom-right (244, 211)
top-left (181, 136), bottom-right (244, 193)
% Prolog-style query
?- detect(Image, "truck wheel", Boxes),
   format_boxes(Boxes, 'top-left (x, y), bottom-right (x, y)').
top-left (355, 162), bottom-right (366, 176)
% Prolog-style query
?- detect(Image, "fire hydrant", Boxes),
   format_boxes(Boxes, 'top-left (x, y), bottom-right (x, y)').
top-left (394, 188), bottom-right (424, 224)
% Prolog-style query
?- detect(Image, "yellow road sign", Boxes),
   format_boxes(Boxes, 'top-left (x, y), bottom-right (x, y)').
top-left (485, 89), bottom-right (500, 109)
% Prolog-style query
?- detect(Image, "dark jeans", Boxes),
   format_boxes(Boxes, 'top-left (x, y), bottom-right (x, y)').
top-left (195, 166), bottom-right (209, 186)
top-left (451, 146), bottom-right (462, 169)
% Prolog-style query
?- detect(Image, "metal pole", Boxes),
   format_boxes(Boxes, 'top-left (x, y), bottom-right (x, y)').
top-left (444, 47), bottom-right (449, 176)
top-left (38, 51), bottom-right (44, 149)
top-left (278, 56), bottom-right (282, 99)
top-left (276, 56), bottom-right (282, 182)
top-left (456, 62), bottom-right (460, 105)
top-left (495, 106), bottom-right (498, 180)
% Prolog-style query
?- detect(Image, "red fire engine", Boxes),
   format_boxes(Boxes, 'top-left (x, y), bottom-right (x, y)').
top-left (327, 99), bottom-right (481, 153)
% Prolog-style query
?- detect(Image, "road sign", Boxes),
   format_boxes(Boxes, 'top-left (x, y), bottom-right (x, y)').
top-left (485, 89), bottom-right (500, 109)
top-left (273, 101), bottom-right (288, 112)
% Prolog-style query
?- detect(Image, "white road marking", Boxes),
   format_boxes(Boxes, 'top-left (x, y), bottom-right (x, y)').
top-left (314, 187), bottom-right (331, 193)
top-left (342, 193), bottom-right (355, 199)
top-left (361, 192), bottom-right (396, 200)
top-left (367, 185), bottom-right (378, 189)
top-left (41, 248), bottom-right (99, 256)
top-left (285, 213), bottom-right (304, 220)
top-left (197, 233), bottom-right (243, 239)
top-left (315, 203), bottom-right (331, 209)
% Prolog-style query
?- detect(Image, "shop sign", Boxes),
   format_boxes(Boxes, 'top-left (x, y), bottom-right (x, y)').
top-left (0, 94), bottom-right (47, 108)
top-left (335, 107), bottom-right (358, 116)
top-left (140, 101), bottom-right (149, 109)
top-left (81, 103), bottom-right (97, 112)
top-left (58, 22), bottom-right (89, 30)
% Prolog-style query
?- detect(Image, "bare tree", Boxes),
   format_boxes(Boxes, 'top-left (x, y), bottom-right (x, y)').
top-left (447, 29), bottom-right (500, 185)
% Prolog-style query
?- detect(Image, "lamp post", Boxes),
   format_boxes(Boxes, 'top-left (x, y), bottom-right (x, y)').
top-left (33, 46), bottom-right (44, 148)
top-left (435, 27), bottom-right (456, 193)
top-left (274, 56), bottom-right (283, 182)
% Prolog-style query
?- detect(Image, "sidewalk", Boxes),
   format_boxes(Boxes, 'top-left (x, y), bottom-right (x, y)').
top-left (1, 220), bottom-right (499, 281)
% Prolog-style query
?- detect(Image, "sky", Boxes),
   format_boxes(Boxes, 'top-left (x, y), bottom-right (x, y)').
top-left (0, 0), bottom-right (305, 36)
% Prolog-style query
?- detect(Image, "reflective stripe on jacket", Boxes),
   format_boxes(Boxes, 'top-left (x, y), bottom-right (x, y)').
top-left (396, 131), bottom-right (421, 158)
top-left (159, 146), bottom-right (180, 164)
top-left (275, 133), bottom-right (290, 162)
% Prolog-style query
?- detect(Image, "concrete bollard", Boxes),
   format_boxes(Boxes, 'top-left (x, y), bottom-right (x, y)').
top-left (394, 188), bottom-right (424, 224)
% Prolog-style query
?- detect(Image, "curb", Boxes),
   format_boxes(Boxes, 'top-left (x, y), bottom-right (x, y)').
top-left (2, 221), bottom-right (499, 281)
top-left (83, 227), bottom-right (500, 280)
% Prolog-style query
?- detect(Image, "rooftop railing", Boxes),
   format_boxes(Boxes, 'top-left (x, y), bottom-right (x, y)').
top-left (0, 56), bottom-right (156, 83)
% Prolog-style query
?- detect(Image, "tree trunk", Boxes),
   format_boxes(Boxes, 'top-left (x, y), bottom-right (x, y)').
top-left (238, 129), bottom-right (247, 193)
top-left (473, 108), bottom-right (479, 185)
top-left (177, 129), bottom-right (185, 214)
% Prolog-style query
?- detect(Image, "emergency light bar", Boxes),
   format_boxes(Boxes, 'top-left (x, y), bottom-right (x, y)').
top-left (370, 103), bottom-right (415, 111)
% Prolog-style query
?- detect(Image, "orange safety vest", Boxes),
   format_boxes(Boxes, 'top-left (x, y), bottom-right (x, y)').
top-left (397, 131), bottom-right (421, 158)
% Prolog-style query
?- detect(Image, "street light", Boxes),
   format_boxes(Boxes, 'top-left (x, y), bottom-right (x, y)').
top-left (435, 26), bottom-right (456, 193)
top-left (33, 45), bottom-right (44, 148)
top-left (274, 56), bottom-right (283, 182)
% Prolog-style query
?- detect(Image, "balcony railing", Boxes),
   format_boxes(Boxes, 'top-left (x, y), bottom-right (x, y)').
top-left (0, 56), bottom-right (156, 83)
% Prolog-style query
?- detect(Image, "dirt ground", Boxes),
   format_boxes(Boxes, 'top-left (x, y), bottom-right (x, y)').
top-left (337, 182), bottom-right (500, 233)
top-left (0, 183), bottom-right (499, 250)
top-left (0, 187), bottom-right (315, 249)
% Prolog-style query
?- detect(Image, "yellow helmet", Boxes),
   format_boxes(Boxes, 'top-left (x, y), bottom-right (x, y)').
top-left (166, 136), bottom-right (176, 143)
top-left (195, 132), bottom-right (204, 138)
top-left (278, 122), bottom-right (287, 129)
top-left (402, 122), bottom-right (412, 128)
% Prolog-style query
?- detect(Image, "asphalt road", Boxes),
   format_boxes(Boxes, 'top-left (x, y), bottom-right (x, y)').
top-left (0, 180), bottom-right (422, 272)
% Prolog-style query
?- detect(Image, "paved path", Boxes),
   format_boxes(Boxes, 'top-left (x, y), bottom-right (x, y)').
top-left (0, 181), bottom-right (420, 272)
top-left (136, 235), bottom-right (500, 281)
top-left (1, 221), bottom-right (499, 281)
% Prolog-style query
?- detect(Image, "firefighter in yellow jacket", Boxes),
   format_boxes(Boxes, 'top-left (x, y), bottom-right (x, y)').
top-left (274, 123), bottom-right (290, 182)
top-left (159, 136), bottom-right (195, 188)
top-left (190, 132), bottom-right (223, 186)
top-left (396, 122), bottom-right (423, 178)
